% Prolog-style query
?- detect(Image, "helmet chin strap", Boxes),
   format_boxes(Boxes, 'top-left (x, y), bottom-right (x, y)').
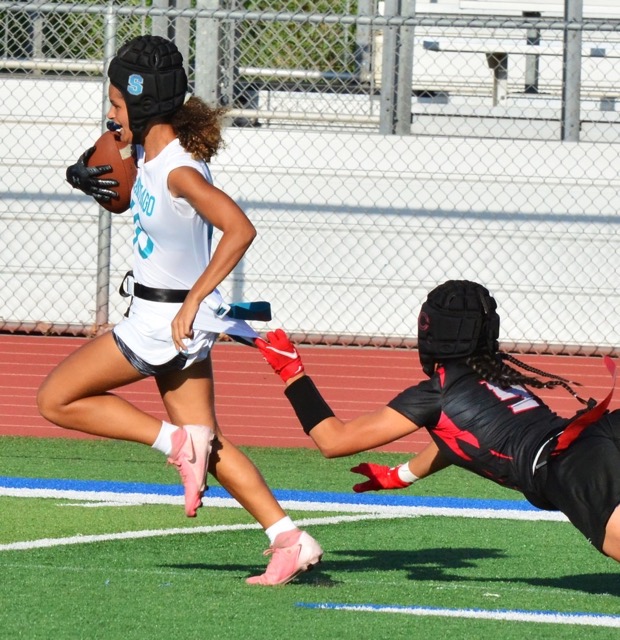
top-left (129, 123), bottom-right (146, 146)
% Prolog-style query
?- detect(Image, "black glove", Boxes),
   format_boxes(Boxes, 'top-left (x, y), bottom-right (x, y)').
top-left (65, 147), bottom-right (119, 202)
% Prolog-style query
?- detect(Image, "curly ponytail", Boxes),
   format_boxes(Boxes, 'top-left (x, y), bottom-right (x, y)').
top-left (171, 96), bottom-right (229, 162)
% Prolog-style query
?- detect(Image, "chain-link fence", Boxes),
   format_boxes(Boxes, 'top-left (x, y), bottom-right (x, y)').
top-left (1, 1), bottom-right (619, 354)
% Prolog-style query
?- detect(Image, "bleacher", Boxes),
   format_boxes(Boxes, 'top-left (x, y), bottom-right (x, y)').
top-left (415, 0), bottom-right (620, 19)
top-left (364, 0), bottom-right (620, 139)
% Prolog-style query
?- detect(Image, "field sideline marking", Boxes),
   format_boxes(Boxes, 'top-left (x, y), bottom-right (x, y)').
top-left (0, 476), bottom-right (568, 522)
top-left (0, 476), bottom-right (570, 553)
top-left (296, 602), bottom-right (620, 628)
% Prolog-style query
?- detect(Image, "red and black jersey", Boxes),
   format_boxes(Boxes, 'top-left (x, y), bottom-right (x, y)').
top-left (388, 359), bottom-right (620, 550)
top-left (388, 362), bottom-right (570, 495)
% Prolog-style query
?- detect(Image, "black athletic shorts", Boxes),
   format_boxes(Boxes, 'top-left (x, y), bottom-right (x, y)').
top-left (540, 409), bottom-right (620, 552)
top-left (112, 331), bottom-right (188, 377)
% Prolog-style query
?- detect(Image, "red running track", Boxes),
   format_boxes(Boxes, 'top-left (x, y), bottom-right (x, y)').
top-left (0, 333), bottom-right (616, 454)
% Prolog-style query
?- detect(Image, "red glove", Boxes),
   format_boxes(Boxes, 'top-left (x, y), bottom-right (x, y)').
top-left (255, 329), bottom-right (304, 382)
top-left (351, 463), bottom-right (412, 493)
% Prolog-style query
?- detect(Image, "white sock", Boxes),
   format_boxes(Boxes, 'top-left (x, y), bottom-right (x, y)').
top-left (398, 463), bottom-right (419, 484)
top-left (265, 516), bottom-right (297, 544)
top-left (151, 421), bottom-right (179, 456)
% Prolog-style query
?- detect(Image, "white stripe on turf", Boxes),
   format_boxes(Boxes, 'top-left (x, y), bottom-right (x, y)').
top-left (0, 487), bottom-right (569, 522)
top-left (0, 513), bottom-right (409, 551)
top-left (296, 603), bottom-right (620, 628)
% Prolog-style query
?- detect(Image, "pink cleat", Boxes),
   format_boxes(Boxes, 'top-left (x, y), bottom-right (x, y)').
top-left (246, 529), bottom-right (323, 586)
top-left (167, 425), bottom-right (215, 517)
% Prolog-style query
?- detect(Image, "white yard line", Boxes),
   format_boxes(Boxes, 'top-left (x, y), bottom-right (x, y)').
top-left (0, 512), bottom-right (409, 551)
top-left (296, 602), bottom-right (620, 629)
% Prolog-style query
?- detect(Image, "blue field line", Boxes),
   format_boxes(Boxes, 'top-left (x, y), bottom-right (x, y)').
top-left (0, 475), bottom-right (540, 512)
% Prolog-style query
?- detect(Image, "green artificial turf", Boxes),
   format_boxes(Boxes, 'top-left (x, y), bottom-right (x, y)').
top-left (0, 436), bottom-right (618, 640)
top-left (0, 435), bottom-right (519, 499)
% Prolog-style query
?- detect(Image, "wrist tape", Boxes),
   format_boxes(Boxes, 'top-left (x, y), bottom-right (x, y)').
top-left (397, 463), bottom-right (419, 484)
top-left (284, 376), bottom-right (335, 434)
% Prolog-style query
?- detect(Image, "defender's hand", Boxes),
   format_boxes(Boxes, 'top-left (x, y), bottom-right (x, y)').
top-left (66, 147), bottom-right (119, 201)
top-left (351, 462), bottom-right (412, 493)
top-left (255, 329), bottom-right (304, 382)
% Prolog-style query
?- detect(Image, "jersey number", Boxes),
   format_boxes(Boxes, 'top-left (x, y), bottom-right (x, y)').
top-left (133, 213), bottom-right (153, 259)
top-left (481, 382), bottom-right (540, 414)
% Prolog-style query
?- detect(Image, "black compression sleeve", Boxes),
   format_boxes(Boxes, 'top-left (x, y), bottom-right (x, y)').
top-left (284, 376), bottom-right (335, 434)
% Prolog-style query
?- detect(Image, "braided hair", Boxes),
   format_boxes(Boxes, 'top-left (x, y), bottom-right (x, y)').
top-left (465, 351), bottom-right (590, 406)
top-left (419, 280), bottom-right (591, 407)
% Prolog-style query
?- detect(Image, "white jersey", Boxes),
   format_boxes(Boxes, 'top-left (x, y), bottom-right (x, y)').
top-left (130, 138), bottom-right (213, 291)
top-left (119, 138), bottom-right (256, 341)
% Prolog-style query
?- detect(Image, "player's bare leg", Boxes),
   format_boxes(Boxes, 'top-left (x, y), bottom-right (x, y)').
top-left (37, 331), bottom-right (161, 444)
top-left (157, 356), bottom-right (289, 528)
top-left (158, 356), bottom-right (323, 583)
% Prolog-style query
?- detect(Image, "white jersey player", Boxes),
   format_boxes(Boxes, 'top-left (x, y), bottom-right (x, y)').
top-left (39, 34), bottom-right (322, 587)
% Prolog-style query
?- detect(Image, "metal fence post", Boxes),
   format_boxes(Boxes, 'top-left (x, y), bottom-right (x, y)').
top-left (94, 5), bottom-right (117, 331)
top-left (379, 0), bottom-right (399, 134)
top-left (395, 0), bottom-right (415, 135)
top-left (194, 0), bottom-right (221, 105)
top-left (355, 0), bottom-right (373, 84)
top-left (31, 0), bottom-right (46, 76)
top-left (380, 0), bottom-right (415, 135)
top-left (152, 0), bottom-right (169, 38)
top-left (152, 0), bottom-right (193, 104)
top-left (561, 0), bottom-right (583, 142)
top-left (523, 11), bottom-right (541, 94)
top-left (175, 0), bottom-right (192, 67)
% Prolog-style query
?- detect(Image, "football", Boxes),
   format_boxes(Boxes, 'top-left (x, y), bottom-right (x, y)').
top-left (86, 131), bottom-right (137, 213)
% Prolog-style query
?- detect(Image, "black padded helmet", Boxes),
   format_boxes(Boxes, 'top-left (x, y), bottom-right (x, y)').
top-left (107, 35), bottom-right (188, 144)
top-left (417, 280), bottom-right (500, 377)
